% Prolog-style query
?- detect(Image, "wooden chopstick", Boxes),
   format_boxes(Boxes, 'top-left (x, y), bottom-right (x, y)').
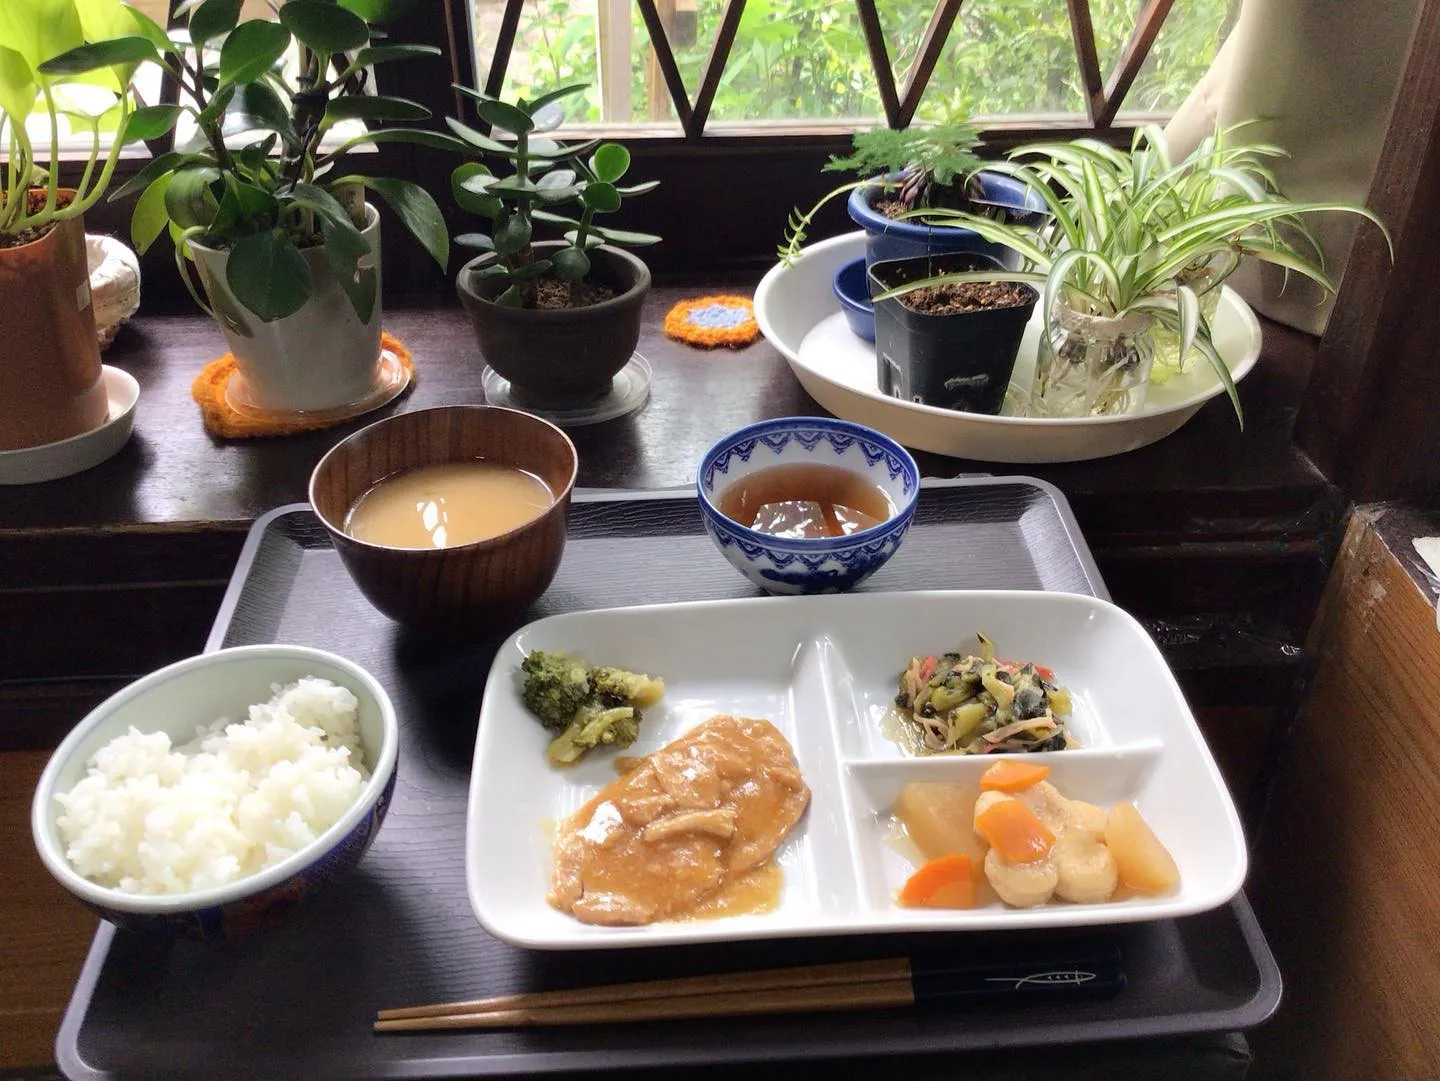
top-left (375, 957), bottom-right (911, 1031)
top-left (375, 978), bottom-right (916, 1032)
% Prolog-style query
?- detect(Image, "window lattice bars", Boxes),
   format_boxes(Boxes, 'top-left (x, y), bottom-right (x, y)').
top-left (478, 0), bottom-right (1188, 137)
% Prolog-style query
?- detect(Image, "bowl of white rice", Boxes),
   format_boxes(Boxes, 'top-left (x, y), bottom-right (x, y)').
top-left (31, 644), bottom-right (399, 940)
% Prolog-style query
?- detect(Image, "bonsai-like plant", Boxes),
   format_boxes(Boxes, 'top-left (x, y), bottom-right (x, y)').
top-left (779, 120), bottom-right (992, 264)
top-left (878, 124), bottom-right (1392, 421)
top-left (1, 0), bottom-right (159, 243)
top-left (108, 0), bottom-right (458, 322)
top-left (447, 82), bottom-right (659, 308)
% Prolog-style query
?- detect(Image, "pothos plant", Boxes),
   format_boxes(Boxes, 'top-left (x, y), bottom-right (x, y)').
top-left (447, 82), bottom-right (659, 308)
top-left (105, 0), bottom-right (460, 323)
top-left (876, 124), bottom-right (1393, 422)
top-left (0, 0), bottom-right (160, 243)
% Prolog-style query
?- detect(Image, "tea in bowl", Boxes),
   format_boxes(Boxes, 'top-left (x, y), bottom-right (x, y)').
top-left (697, 417), bottom-right (919, 595)
top-left (310, 405), bottom-right (577, 631)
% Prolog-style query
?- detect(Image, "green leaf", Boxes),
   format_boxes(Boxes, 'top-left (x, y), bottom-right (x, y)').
top-left (487, 175), bottom-right (538, 197)
top-left (118, 5), bottom-right (174, 53)
top-left (131, 174), bottom-right (173, 254)
top-left (444, 117), bottom-right (515, 155)
top-left (186, 0), bottom-right (242, 50)
top-left (494, 283), bottom-right (522, 307)
top-left (208, 175), bottom-right (278, 237)
top-left (164, 165), bottom-right (221, 230)
top-left (231, 81), bottom-right (296, 143)
top-left (219, 20), bottom-right (290, 84)
top-left (580, 181), bottom-right (620, 213)
top-left (286, 181), bottom-right (354, 229)
top-left (590, 144), bottom-right (629, 183)
top-left (336, 0), bottom-right (414, 22)
top-left (550, 246), bottom-right (589, 281)
top-left (616, 180), bottom-right (659, 197)
top-left (0, 45), bottom-right (38, 130)
top-left (507, 258), bottom-right (553, 280)
top-left (475, 97), bottom-right (532, 134)
top-left (454, 232), bottom-right (494, 251)
top-left (537, 169), bottom-right (576, 190)
top-left (492, 210), bottom-right (531, 256)
top-left (320, 214), bottom-right (376, 323)
top-left (37, 36), bottom-right (157, 76)
top-left (196, 80), bottom-right (236, 127)
top-left (226, 228), bottom-right (312, 321)
top-left (591, 225), bottom-right (661, 246)
top-left (323, 94), bottom-right (430, 124)
top-left (518, 81), bottom-right (587, 118)
top-left (279, 1), bottom-right (369, 54)
top-left (354, 175), bottom-right (448, 271)
top-left (323, 127), bottom-right (469, 157)
top-left (122, 103), bottom-right (182, 144)
top-left (342, 43), bottom-right (440, 73)
top-left (452, 163), bottom-right (501, 218)
top-left (109, 150), bottom-right (204, 202)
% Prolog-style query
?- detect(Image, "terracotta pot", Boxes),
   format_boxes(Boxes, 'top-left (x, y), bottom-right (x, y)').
top-left (0, 196), bottom-right (108, 451)
top-left (309, 405), bottom-right (577, 633)
top-left (189, 204), bottom-right (382, 412)
top-left (455, 242), bottom-right (649, 408)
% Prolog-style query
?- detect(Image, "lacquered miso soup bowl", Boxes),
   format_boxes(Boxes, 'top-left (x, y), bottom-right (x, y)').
top-left (697, 416), bottom-right (919, 595)
top-left (310, 406), bottom-right (578, 632)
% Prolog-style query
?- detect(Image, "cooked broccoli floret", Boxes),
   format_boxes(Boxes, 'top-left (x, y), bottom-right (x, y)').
top-left (546, 704), bottom-right (641, 766)
top-left (589, 666), bottom-right (665, 708)
top-left (520, 650), bottom-right (591, 731)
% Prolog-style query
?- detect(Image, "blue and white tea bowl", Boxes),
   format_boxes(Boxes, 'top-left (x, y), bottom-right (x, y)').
top-left (697, 417), bottom-right (920, 595)
top-left (31, 644), bottom-right (399, 941)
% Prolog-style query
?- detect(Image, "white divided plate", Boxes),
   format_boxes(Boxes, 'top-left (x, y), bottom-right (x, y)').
top-left (466, 590), bottom-right (1247, 949)
top-left (754, 232), bottom-right (1263, 464)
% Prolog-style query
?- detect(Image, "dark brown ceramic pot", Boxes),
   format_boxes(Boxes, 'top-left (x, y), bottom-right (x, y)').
top-left (0, 194), bottom-right (108, 451)
top-left (455, 241), bottom-right (650, 408)
top-left (309, 406), bottom-right (578, 633)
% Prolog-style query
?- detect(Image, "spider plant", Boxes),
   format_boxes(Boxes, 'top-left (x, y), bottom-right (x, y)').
top-left (878, 124), bottom-right (1392, 422)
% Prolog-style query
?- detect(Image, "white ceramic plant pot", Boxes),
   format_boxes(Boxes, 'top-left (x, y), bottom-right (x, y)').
top-left (190, 204), bottom-right (382, 413)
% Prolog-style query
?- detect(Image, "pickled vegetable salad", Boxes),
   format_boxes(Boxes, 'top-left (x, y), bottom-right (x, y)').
top-left (894, 634), bottom-right (1073, 754)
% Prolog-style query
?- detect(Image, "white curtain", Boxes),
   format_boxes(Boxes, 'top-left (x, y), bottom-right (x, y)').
top-left (1165, 0), bottom-right (1422, 334)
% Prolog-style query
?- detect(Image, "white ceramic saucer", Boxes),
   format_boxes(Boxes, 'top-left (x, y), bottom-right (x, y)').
top-left (0, 366), bottom-right (139, 485)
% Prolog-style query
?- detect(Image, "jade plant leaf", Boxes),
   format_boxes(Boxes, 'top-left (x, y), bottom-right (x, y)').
top-left (589, 144), bottom-right (629, 184)
top-left (323, 95), bottom-right (430, 124)
top-left (226, 228), bottom-right (312, 321)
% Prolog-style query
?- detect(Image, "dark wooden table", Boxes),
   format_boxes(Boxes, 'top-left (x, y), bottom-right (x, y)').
top-left (0, 287), bottom-right (1338, 797)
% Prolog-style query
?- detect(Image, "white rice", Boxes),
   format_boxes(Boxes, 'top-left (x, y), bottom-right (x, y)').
top-left (55, 677), bottom-right (370, 896)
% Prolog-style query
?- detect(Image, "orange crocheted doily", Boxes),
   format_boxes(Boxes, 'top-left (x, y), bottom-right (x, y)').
top-left (190, 332), bottom-right (413, 438)
top-left (663, 294), bottom-right (759, 348)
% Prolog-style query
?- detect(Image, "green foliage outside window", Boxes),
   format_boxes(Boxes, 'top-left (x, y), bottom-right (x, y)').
top-left (482, 0), bottom-right (1238, 126)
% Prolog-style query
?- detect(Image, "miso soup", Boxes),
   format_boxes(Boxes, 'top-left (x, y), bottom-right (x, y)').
top-left (345, 461), bottom-right (554, 549)
top-left (716, 462), bottom-right (895, 540)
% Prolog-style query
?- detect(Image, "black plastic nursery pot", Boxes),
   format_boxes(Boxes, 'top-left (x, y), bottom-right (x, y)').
top-left (868, 252), bottom-right (1039, 416)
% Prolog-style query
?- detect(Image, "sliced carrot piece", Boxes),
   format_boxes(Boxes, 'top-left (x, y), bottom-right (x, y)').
top-left (898, 854), bottom-right (976, 909)
top-left (974, 797), bottom-right (1056, 863)
top-left (979, 759), bottom-right (1052, 793)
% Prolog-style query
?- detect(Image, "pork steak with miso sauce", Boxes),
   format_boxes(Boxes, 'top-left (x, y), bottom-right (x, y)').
top-left (549, 715), bottom-right (811, 926)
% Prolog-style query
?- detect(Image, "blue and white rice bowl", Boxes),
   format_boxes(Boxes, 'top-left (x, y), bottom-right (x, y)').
top-left (31, 645), bottom-right (399, 941)
top-left (698, 417), bottom-right (919, 595)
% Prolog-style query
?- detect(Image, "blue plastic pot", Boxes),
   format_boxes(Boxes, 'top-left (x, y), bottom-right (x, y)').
top-left (832, 257), bottom-right (875, 342)
top-left (847, 171), bottom-right (1042, 272)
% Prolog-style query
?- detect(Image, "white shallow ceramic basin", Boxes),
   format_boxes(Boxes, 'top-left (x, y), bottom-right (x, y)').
top-left (754, 232), bottom-right (1262, 464)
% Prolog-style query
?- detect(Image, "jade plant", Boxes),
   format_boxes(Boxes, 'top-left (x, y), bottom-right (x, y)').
top-left (105, 0), bottom-right (459, 322)
top-left (447, 82), bottom-right (659, 308)
top-left (0, 0), bottom-right (160, 243)
top-left (875, 124), bottom-right (1393, 421)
